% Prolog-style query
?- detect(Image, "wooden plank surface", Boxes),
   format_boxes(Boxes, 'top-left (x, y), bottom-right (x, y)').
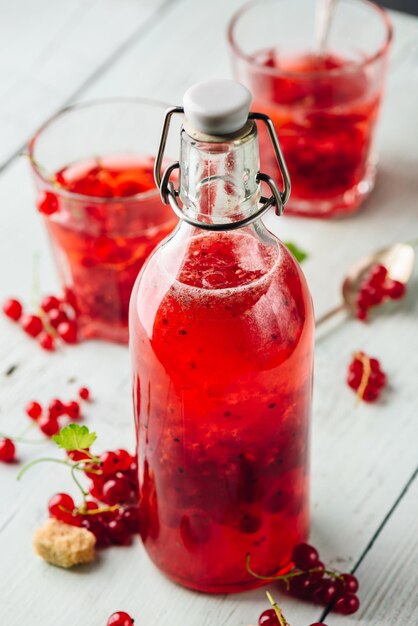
top-left (0, 0), bottom-right (171, 168)
top-left (0, 1), bottom-right (417, 624)
top-left (327, 471), bottom-right (418, 625)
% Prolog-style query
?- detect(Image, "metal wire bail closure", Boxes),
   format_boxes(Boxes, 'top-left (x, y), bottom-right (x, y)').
top-left (154, 106), bottom-right (291, 231)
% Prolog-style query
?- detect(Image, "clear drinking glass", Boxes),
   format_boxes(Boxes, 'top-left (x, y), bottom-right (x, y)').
top-left (29, 99), bottom-right (178, 344)
top-left (228, 0), bottom-right (392, 218)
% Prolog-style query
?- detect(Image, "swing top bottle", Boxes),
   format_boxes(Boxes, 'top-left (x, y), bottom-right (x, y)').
top-left (129, 80), bottom-right (314, 592)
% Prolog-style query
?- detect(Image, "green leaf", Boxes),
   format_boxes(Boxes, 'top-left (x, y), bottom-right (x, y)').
top-left (52, 423), bottom-right (97, 451)
top-left (284, 241), bottom-right (309, 263)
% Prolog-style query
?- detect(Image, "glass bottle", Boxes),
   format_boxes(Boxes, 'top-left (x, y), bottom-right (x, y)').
top-left (129, 80), bottom-right (314, 593)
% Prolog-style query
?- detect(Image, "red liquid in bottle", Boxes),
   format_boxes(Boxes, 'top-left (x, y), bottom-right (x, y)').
top-left (130, 229), bottom-right (314, 592)
top-left (253, 52), bottom-right (382, 217)
top-left (45, 157), bottom-right (176, 343)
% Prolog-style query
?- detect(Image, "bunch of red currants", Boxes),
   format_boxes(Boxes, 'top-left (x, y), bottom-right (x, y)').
top-left (355, 263), bottom-right (406, 321)
top-left (3, 292), bottom-right (79, 350)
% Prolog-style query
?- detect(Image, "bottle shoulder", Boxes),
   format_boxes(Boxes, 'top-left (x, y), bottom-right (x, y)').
top-left (129, 228), bottom-right (314, 375)
top-left (130, 227), bottom-right (313, 329)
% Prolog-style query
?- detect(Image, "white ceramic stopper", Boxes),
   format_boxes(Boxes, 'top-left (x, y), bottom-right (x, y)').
top-left (183, 79), bottom-right (252, 135)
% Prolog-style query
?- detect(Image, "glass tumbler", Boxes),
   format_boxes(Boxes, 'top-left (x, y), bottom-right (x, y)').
top-left (29, 99), bottom-right (177, 344)
top-left (228, 0), bottom-right (392, 218)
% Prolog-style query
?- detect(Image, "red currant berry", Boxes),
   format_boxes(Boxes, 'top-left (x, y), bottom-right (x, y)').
top-left (362, 386), bottom-right (380, 402)
top-left (364, 286), bottom-right (381, 305)
top-left (40, 295), bottom-right (61, 312)
top-left (89, 481), bottom-right (104, 501)
top-left (356, 307), bottom-right (368, 321)
top-left (349, 358), bottom-right (363, 374)
top-left (83, 500), bottom-right (99, 513)
top-left (48, 493), bottom-right (81, 526)
top-left (102, 476), bottom-right (133, 505)
top-left (38, 414), bottom-right (60, 437)
top-left (78, 386), bottom-right (90, 401)
top-left (313, 579), bottom-right (340, 605)
top-left (66, 449), bottom-right (90, 462)
top-left (107, 612), bottom-right (135, 626)
top-left (100, 451), bottom-right (120, 475)
top-left (0, 438), bottom-right (16, 463)
top-left (309, 561), bottom-right (325, 582)
top-left (128, 458), bottom-right (138, 472)
top-left (385, 279), bottom-right (406, 300)
top-left (100, 450), bottom-right (131, 474)
top-left (356, 290), bottom-right (371, 310)
top-left (292, 542), bottom-right (320, 570)
top-left (21, 314), bottom-right (43, 338)
top-left (57, 320), bottom-right (78, 344)
top-left (289, 572), bottom-right (313, 598)
top-left (258, 608), bottom-right (278, 626)
top-left (84, 461), bottom-right (102, 481)
top-left (370, 369), bottom-right (386, 387)
top-left (81, 517), bottom-right (110, 547)
top-left (98, 507), bottom-right (120, 524)
top-left (334, 592), bottom-right (360, 615)
top-left (369, 357), bottom-right (381, 371)
top-left (121, 506), bottom-right (140, 533)
top-left (126, 471), bottom-right (139, 491)
top-left (39, 331), bottom-right (55, 351)
top-left (48, 308), bottom-right (68, 329)
top-left (26, 400), bottom-right (42, 420)
top-left (347, 370), bottom-right (362, 390)
top-left (3, 298), bottom-right (23, 321)
top-left (48, 398), bottom-right (65, 418)
top-left (107, 519), bottom-right (132, 545)
top-left (63, 288), bottom-right (79, 316)
top-left (369, 264), bottom-right (387, 285)
top-left (114, 449), bottom-right (132, 471)
top-left (64, 400), bottom-right (81, 419)
top-left (341, 573), bottom-right (359, 593)
top-left (36, 191), bottom-right (59, 215)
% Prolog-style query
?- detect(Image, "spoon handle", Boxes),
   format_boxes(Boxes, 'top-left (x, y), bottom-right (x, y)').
top-left (315, 0), bottom-right (336, 54)
top-left (315, 302), bottom-right (346, 327)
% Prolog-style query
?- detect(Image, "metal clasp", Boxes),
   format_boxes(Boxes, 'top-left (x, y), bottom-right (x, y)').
top-left (154, 106), bottom-right (291, 231)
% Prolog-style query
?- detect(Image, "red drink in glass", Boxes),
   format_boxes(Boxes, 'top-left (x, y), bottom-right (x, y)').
top-left (253, 51), bottom-right (382, 214)
top-left (29, 100), bottom-right (177, 343)
top-left (44, 157), bottom-right (175, 343)
top-left (229, 0), bottom-right (392, 218)
top-left (131, 230), bottom-right (313, 592)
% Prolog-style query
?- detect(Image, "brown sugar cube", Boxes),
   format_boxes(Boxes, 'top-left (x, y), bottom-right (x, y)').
top-left (33, 518), bottom-right (96, 568)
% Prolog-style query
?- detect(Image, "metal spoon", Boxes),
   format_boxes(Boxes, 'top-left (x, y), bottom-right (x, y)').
top-left (316, 243), bottom-right (416, 326)
top-left (315, 0), bottom-right (336, 55)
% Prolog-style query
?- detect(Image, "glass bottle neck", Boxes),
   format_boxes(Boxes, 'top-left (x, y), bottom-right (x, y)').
top-left (178, 121), bottom-right (261, 228)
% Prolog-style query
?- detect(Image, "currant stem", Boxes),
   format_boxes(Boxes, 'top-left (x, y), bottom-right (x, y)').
top-left (246, 553), bottom-right (343, 592)
top-left (70, 462), bottom-right (89, 502)
top-left (354, 352), bottom-right (371, 404)
top-left (38, 308), bottom-right (59, 338)
top-left (266, 592), bottom-right (288, 626)
top-left (246, 553), bottom-right (321, 582)
top-left (78, 449), bottom-right (101, 464)
top-left (79, 504), bottom-right (120, 516)
top-left (17, 457), bottom-right (73, 480)
top-left (0, 431), bottom-right (47, 444)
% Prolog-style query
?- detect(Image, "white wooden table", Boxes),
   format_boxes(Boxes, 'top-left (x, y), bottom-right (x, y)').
top-left (1, 1), bottom-right (418, 624)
